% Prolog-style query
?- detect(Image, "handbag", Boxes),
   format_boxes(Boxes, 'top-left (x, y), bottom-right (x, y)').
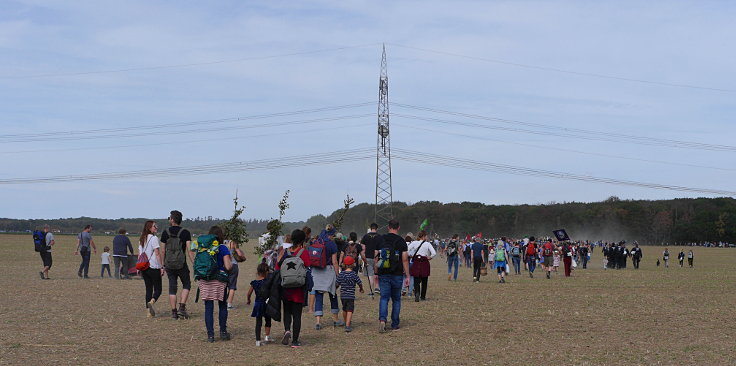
top-left (479, 264), bottom-right (488, 276)
top-left (136, 236), bottom-right (152, 271)
top-left (409, 241), bottom-right (431, 277)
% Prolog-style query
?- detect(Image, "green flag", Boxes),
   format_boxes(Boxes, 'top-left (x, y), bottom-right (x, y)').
top-left (419, 218), bottom-right (429, 231)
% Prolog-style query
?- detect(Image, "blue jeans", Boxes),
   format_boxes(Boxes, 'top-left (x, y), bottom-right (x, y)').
top-left (314, 291), bottom-right (339, 317)
top-left (527, 256), bottom-right (536, 273)
top-left (447, 255), bottom-right (459, 280)
top-left (78, 250), bottom-right (91, 276)
top-left (378, 275), bottom-right (403, 328)
top-left (511, 256), bottom-right (521, 274)
top-left (405, 263), bottom-right (414, 294)
top-left (204, 300), bottom-right (228, 337)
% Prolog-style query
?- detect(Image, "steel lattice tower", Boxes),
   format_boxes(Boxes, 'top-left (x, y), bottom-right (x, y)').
top-left (375, 45), bottom-right (393, 228)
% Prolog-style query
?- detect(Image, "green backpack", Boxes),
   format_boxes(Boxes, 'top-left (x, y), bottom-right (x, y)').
top-left (494, 246), bottom-right (506, 261)
top-left (193, 234), bottom-right (228, 282)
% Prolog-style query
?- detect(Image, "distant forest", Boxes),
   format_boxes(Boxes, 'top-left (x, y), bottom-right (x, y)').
top-left (3, 197), bottom-right (735, 244)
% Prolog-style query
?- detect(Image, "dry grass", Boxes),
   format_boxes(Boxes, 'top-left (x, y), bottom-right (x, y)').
top-left (1, 234), bottom-right (735, 365)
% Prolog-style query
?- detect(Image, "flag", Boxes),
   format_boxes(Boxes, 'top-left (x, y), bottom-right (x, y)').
top-left (465, 234), bottom-right (471, 241)
top-left (476, 232), bottom-right (483, 239)
top-left (419, 218), bottom-right (429, 231)
top-left (553, 229), bottom-right (570, 241)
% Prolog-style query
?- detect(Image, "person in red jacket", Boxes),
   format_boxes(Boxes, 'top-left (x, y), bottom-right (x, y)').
top-left (541, 240), bottom-right (555, 279)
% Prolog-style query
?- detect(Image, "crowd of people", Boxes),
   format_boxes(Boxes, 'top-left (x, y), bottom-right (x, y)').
top-left (31, 213), bottom-right (701, 348)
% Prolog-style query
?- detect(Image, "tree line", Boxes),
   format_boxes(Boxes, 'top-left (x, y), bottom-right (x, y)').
top-left (3, 197), bottom-right (735, 244)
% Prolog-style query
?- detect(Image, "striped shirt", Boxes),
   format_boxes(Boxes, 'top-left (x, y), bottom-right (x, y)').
top-left (336, 270), bottom-right (362, 300)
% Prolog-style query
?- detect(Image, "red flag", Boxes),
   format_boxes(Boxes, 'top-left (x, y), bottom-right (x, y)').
top-left (465, 234), bottom-right (471, 241)
top-left (477, 232), bottom-right (483, 239)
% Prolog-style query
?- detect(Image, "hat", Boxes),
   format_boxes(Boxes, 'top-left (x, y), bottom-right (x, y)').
top-left (281, 242), bottom-right (293, 249)
top-left (343, 256), bottom-right (355, 266)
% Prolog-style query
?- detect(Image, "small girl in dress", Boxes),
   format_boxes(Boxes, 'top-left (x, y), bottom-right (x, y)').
top-left (552, 249), bottom-right (561, 272)
top-left (247, 263), bottom-right (273, 346)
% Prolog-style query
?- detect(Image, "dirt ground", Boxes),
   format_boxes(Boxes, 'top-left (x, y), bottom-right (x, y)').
top-left (1, 233), bottom-right (734, 366)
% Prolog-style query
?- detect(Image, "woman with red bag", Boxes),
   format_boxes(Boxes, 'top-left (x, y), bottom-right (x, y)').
top-left (407, 231), bottom-right (436, 302)
top-left (138, 220), bottom-right (164, 318)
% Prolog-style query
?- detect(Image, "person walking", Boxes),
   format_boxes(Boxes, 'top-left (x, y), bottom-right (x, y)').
top-left (561, 242), bottom-right (573, 277)
top-left (375, 219), bottom-right (410, 332)
top-left (336, 256), bottom-right (364, 332)
top-left (510, 242), bottom-right (522, 275)
top-left (138, 221), bottom-right (163, 318)
top-left (678, 250), bottom-right (685, 267)
top-left (275, 229), bottom-right (311, 348)
top-left (541, 240), bottom-right (555, 279)
top-left (493, 241), bottom-right (509, 283)
top-left (194, 226), bottom-right (232, 343)
top-left (524, 237), bottom-right (537, 278)
top-left (408, 231), bottom-right (437, 302)
top-left (311, 226), bottom-right (343, 330)
top-left (39, 224), bottom-right (54, 280)
top-left (445, 234), bottom-right (460, 281)
top-left (160, 210), bottom-right (193, 320)
top-left (687, 250), bottom-right (694, 268)
top-left (360, 223), bottom-right (384, 295)
top-left (75, 225), bottom-right (97, 278)
top-left (247, 262), bottom-right (273, 346)
top-left (112, 228), bottom-right (134, 279)
top-left (663, 248), bottom-right (670, 268)
top-left (471, 237), bottom-right (484, 282)
top-left (100, 247), bottom-right (112, 278)
top-left (631, 244), bottom-right (643, 269)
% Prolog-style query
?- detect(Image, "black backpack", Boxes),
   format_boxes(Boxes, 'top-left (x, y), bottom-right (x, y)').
top-left (446, 241), bottom-right (458, 256)
top-left (164, 228), bottom-right (186, 270)
top-left (32, 230), bottom-right (47, 252)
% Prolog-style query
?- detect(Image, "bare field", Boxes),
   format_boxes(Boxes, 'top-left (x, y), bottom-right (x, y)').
top-left (1, 234), bottom-right (735, 366)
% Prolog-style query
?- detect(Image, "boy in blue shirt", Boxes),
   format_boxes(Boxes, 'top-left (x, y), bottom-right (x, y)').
top-left (336, 256), bottom-right (364, 332)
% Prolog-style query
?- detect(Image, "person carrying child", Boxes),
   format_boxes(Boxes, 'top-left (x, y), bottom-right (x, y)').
top-left (336, 256), bottom-right (364, 332)
top-left (247, 262), bottom-right (274, 346)
top-left (101, 246), bottom-right (112, 278)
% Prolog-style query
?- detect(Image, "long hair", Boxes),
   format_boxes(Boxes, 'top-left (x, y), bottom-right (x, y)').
top-left (139, 220), bottom-right (155, 246)
top-left (208, 225), bottom-right (224, 243)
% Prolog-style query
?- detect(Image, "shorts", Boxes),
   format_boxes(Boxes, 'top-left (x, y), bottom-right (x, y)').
top-left (494, 260), bottom-right (506, 269)
top-left (365, 258), bottom-right (375, 276)
top-left (543, 256), bottom-right (554, 267)
top-left (166, 265), bottom-right (192, 295)
top-left (40, 251), bottom-right (52, 268)
top-left (341, 298), bottom-right (355, 312)
top-left (227, 263), bottom-right (239, 290)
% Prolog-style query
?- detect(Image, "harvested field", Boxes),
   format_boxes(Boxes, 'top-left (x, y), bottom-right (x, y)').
top-left (1, 233), bottom-right (734, 365)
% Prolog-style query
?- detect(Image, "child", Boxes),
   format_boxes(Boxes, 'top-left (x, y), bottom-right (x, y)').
top-left (101, 246), bottom-right (111, 278)
top-left (552, 250), bottom-right (561, 272)
top-left (335, 256), bottom-right (363, 332)
top-left (227, 241), bottom-right (246, 310)
top-left (247, 263), bottom-right (273, 346)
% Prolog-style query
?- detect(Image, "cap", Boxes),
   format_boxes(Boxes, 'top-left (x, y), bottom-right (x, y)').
top-left (343, 256), bottom-right (355, 266)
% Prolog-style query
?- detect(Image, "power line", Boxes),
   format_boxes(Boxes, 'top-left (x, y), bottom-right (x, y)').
top-left (394, 123), bottom-right (736, 173)
top-left (0, 102), bottom-right (373, 140)
top-left (1, 43), bottom-right (380, 80)
top-left (388, 43), bottom-right (736, 93)
top-left (392, 148), bottom-right (736, 196)
top-left (0, 148), bottom-right (374, 184)
top-left (392, 104), bottom-right (736, 152)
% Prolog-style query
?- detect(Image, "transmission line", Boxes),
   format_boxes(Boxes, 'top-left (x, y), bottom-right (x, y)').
top-left (388, 43), bottom-right (735, 93)
top-left (392, 148), bottom-right (736, 196)
top-left (1, 43), bottom-right (380, 80)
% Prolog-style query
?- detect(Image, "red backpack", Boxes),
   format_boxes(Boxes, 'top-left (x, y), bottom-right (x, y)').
top-left (542, 243), bottom-right (553, 256)
top-left (308, 238), bottom-right (328, 268)
top-left (526, 243), bottom-right (536, 256)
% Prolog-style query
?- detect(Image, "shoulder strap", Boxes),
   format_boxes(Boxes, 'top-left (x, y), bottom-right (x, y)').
top-left (413, 241), bottom-right (426, 260)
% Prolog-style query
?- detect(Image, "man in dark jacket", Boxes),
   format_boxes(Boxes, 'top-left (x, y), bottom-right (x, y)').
top-left (112, 228), bottom-right (134, 279)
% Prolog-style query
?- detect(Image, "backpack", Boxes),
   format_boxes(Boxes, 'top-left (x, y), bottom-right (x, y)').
top-left (494, 248), bottom-right (506, 261)
top-left (308, 238), bottom-right (328, 269)
top-left (511, 246), bottom-right (520, 256)
top-left (446, 241), bottom-right (458, 256)
top-left (32, 230), bottom-right (47, 252)
top-left (377, 236), bottom-right (402, 275)
top-left (193, 234), bottom-right (228, 282)
top-left (279, 248), bottom-right (307, 288)
top-left (526, 244), bottom-right (536, 256)
top-left (542, 244), bottom-right (553, 256)
top-left (164, 228), bottom-right (186, 270)
top-left (344, 242), bottom-right (359, 262)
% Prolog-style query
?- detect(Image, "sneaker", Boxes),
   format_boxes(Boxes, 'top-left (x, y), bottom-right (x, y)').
top-left (39, 271), bottom-right (45, 280)
top-left (414, 293), bottom-right (420, 302)
top-left (473, 277), bottom-right (478, 281)
top-left (171, 309), bottom-right (179, 320)
top-left (447, 274), bottom-right (451, 281)
top-left (147, 300), bottom-right (156, 317)
top-left (255, 340), bottom-right (263, 347)
top-left (178, 304), bottom-right (189, 319)
top-left (227, 303), bottom-right (234, 310)
top-left (281, 331), bottom-right (291, 345)
top-left (315, 323), bottom-right (322, 330)
top-left (501, 278), bottom-right (506, 283)
top-left (83, 275), bottom-right (90, 279)
top-left (290, 341), bottom-right (302, 348)
top-left (379, 321), bottom-right (387, 333)
top-left (77, 271), bottom-right (82, 278)
top-left (374, 289), bottom-right (381, 294)
top-left (530, 272), bottom-right (533, 278)
top-left (264, 335), bottom-right (274, 343)
top-left (390, 326), bottom-right (400, 331)
top-left (345, 326), bottom-right (353, 332)
top-left (207, 335), bottom-right (215, 343)
top-left (546, 272), bottom-right (551, 279)
top-left (334, 320), bottom-right (345, 327)
top-left (499, 280), bottom-right (502, 283)
top-left (220, 332), bottom-right (231, 341)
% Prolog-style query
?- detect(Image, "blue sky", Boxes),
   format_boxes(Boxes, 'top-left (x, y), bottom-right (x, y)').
top-left (2, 1), bottom-right (735, 221)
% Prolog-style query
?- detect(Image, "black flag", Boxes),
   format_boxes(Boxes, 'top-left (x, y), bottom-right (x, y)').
top-left (553, 229), bottom-right (570, 241)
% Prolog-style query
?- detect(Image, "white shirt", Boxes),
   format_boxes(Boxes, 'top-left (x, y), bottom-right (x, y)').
top-left (408, 240), bottom-right (437, 258)
top-left (139, 234), bottom-right (161, 269)
top-left (101, 252), bottom-right (111, 265)
top-left (45, 232), bottom-right (54, 252)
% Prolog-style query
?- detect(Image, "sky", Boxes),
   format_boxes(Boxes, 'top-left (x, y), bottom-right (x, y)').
top-left (1, 0), bottom-right (735, 221)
